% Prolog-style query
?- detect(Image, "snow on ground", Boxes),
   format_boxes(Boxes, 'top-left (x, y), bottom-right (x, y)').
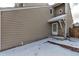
top-left (50, 37), bottom-right (79, 48)
top-left (0, 38), bottom-right (79, 56)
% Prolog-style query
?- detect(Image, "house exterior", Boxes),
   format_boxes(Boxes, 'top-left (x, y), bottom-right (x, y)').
top-left (0, 3), bottom-right (73, 51)
top-left (0, 3), bottom-right (51, 51)
top-left (15, 3), bottom-right (49, 7)
top-left (48, 3), bottom-right (73, 37)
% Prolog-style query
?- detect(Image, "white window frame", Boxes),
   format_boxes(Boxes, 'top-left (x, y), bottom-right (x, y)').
top-left (52, 23), bottom-right (58, 35)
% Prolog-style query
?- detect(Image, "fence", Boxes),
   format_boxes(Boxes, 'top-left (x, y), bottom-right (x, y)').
top-left (69, 27), bottom-right (79, 38)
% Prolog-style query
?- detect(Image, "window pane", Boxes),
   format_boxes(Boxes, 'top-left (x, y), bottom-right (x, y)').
top-left (53, 24), bottom-right (56, 32)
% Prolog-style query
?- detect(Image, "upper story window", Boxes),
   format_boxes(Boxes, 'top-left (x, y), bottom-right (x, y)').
top-left (50, 9), bottom-right (52, 14)
top-left (19, 3), bottom-right (23, 7)
top-left (58, 9), bottom-right (64, 15)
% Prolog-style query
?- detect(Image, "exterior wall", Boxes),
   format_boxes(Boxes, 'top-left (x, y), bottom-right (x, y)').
top-left (53, 3), bottom-right (65, 17)
top-left (1, 6), bottom-right (51, 50)
top-left (23, 3), bottom-right (48, 7)
top-left (0, 11), bottom-right (1, 50)
top-left (65, 14), bottom-right (73, 35)
top-left (51, 3), bottom-right (73, 36)
top-left (65, 3), bottom-right (73, 35)
top-left (15, 3), bottom-right (48, 7)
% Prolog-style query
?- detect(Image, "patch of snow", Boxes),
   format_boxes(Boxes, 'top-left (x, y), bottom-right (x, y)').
top-left (49, 37), bottom-right (79, 48)
top-left (0, 38), bottom-right (79, 56)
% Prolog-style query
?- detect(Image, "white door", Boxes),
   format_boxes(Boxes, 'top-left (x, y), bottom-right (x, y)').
top-left (52, 23), bottom-right (58, 35)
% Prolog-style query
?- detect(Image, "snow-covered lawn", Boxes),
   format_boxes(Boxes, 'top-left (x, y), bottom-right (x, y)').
top-left (0, 38), bottom-right (79, 56)
top-left (50, 37), bottom-right (79, 48)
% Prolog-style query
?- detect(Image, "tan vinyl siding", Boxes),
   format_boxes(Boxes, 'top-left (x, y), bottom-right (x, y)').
top-left (0, 11), bottom-right (1, 50)
top-left (1, 7), bottom-right (51, 50)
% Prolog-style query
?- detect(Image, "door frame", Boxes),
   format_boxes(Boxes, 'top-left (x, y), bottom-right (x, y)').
top-left (52, 22), bottom-right (58, 35)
